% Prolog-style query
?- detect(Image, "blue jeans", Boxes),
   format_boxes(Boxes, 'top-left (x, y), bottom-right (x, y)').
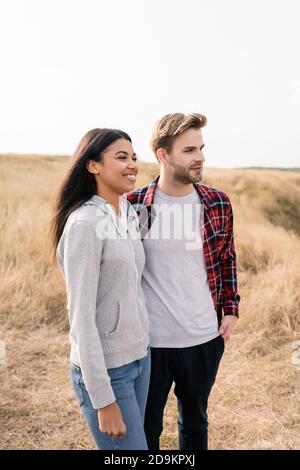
top-left (70, 348), bottom-right (151, 450)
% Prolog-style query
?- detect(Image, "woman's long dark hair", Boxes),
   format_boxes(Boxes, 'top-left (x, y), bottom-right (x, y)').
top-left (50, 128), bottom-right (132, 261)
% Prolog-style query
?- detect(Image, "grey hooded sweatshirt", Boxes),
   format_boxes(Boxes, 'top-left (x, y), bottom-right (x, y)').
top-left (56, 195), bottom-right (150, 409)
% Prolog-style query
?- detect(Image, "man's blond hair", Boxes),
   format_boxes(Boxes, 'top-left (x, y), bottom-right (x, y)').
top-left (150, 112), bottom-right (207, 158)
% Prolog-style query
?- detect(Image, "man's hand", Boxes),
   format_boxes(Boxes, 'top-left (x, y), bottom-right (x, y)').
top-left (219, 315), bottom-right (237, 342)
top-left (98, 401), bottom-right (127, 440)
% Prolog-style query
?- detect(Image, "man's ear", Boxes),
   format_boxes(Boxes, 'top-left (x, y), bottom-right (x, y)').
top-left (156, 148), bottom-right (167, 164)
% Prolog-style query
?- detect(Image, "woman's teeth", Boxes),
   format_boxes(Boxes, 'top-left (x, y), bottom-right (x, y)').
top-left (124, 174), bottom-right (136, 182)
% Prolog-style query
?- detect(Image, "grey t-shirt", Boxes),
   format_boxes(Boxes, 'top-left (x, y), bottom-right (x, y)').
top-left (142, 187), bottom-right (219, 348)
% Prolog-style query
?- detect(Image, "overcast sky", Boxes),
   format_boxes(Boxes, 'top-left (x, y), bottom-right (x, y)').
top-left (0, 0), bottom-right (299, 167)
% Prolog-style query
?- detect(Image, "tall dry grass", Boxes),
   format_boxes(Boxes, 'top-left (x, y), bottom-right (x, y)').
top-left (0, 154), bottom-right (299, 449)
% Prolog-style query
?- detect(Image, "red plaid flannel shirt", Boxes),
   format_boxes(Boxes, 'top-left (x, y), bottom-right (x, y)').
top-left (125, 175), bottom-right (240, 323)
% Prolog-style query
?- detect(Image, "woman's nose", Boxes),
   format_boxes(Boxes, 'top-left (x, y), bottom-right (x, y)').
top-left (128, 160), bottom-right (137, 169)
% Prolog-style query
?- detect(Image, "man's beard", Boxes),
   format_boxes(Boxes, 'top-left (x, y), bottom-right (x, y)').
top-left (170, 162), bottom-right (203, 184)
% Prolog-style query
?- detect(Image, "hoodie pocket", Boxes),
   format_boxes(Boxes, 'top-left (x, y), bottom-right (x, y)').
top-left (105, 299), bottom-right (146, 353)
top-left (105, 301), bottom-right (123, 337)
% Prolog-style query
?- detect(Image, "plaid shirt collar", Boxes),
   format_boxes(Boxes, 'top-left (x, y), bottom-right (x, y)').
top-left (142, 174), bottom-right (214, 210)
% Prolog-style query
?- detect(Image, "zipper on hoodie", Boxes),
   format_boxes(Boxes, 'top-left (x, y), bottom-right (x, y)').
top-left (128, 233), bottom-right (148, 327)
top-left (106, 200), bottom-right (148, 328)
top-left (125, 205), bottom-right (148, 328)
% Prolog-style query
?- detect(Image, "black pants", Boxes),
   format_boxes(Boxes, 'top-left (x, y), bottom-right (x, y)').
top-left (144, 335), bottom-right (225, 450)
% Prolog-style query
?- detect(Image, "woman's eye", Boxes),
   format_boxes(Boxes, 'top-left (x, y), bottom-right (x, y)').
top-left (117, 155), bottom-right (138, 161)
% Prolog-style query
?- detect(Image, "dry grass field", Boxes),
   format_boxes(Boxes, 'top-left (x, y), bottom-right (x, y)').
top-left (0, 153), bottom-right (299, 449)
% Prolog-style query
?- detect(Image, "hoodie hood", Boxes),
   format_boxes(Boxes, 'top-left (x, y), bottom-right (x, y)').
top-left (83, 194), bottom-right (139, 238)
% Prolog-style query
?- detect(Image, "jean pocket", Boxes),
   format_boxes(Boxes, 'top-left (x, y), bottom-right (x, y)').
top-left (71, 366), bottom-right (86, 406)
top-left (111, 435), bottom-right (122, 450)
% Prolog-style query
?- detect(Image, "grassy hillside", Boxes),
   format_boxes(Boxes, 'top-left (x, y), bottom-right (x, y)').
top-left (0, 154), bottom-right (299, 449)
top-left (238, 166), bottom-right (300, 173)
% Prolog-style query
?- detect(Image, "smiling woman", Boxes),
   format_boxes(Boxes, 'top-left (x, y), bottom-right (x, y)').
top-left (85, 136), bottom-right (139, 215)
top-left (51, 128), bottom-right (138, 244)
top-left (49, 128), bottom-right (151, 450)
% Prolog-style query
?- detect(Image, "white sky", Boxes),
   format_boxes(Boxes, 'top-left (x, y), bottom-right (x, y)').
top-left (0, 0), bottom-right (299, 167)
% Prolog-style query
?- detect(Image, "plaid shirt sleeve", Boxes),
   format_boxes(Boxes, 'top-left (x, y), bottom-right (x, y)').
top-left (220, 197), bottom-right (240, 317)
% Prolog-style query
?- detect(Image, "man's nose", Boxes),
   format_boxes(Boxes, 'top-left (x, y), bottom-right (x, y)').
top-left (196, 152), bottom-right (205, 163)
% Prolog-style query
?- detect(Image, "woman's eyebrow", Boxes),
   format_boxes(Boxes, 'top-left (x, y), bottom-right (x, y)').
top-left (115, 151), bottom-right (137, 157)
